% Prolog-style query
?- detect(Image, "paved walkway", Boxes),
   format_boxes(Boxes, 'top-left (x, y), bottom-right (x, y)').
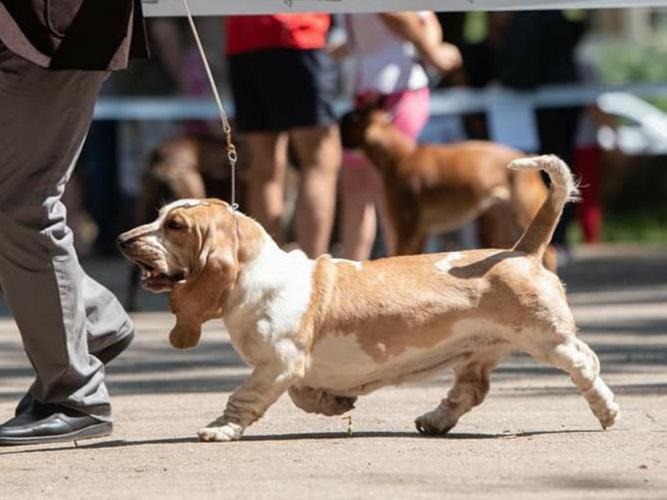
top-left (1, 245), bottom-right (666, 499)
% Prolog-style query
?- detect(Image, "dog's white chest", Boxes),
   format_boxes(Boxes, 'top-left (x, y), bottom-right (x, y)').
top-left (223, 243), bottom-right (315, 365)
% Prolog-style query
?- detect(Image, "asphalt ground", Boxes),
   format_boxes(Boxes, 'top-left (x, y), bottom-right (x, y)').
top-left (1, 245), bottom-right (666, 499)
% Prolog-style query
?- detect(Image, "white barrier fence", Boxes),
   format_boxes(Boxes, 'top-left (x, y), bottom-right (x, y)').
top-left (141, 0), bottom-right (667, 16)
top-left (94, 83), bottom-right (667, 120)
top-left (95, 83), bottom-right (667, 155)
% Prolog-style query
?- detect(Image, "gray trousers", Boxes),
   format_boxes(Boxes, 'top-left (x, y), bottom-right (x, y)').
top-left (0, 43), bottom-right (133, 421)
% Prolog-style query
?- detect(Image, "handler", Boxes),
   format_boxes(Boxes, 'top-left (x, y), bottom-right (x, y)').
top-left (0, 0), bottom-right (148, 445)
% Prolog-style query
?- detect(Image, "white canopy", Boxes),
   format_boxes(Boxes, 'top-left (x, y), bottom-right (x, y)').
top-left (142, 0), bottom-right (667, 17)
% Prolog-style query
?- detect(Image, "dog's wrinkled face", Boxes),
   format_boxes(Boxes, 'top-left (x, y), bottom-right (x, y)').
top-left (118, 199), bottom-right (210, 293)
top-left (118, 199), bottom-right (240, 349)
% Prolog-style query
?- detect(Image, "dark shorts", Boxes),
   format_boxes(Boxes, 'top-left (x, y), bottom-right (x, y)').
top-left (228, 48), bottom-right (338, 133)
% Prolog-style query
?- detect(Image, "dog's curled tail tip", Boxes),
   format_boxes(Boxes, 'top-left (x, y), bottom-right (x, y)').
top-left (508, 155), bottom-right (580, 203)
top-left (510, 155), bottom-right (579, 258)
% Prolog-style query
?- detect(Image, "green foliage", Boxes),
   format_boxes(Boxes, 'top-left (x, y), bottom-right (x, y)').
top-left (593, 36), bottom-right (667, 110)
top-left (463, 12), bottom-right (488, 45)
top-left (602, 208), bottom-right (667, 245)
top-left (568, 207), bottom-right (667, 245)
top-left (597, 42), bottom-right (667, 84)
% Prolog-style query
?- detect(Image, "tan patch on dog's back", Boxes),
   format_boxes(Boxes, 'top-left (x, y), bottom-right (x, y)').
top-left (309, 250), bottom-right (552, 365)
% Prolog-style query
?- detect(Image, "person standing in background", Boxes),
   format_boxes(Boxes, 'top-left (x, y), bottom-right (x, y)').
top-left (225, 14), bottom-right (341, 257)
top-left (497, 10), bottom-right (585, 253)
top-left (336, 12), bottom-right (462, 260)
top-left (0, 0), bottom-right (146, 445)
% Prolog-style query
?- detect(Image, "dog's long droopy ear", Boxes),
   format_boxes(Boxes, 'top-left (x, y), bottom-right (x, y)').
top-left (168, 247), bottom-right (237, 349)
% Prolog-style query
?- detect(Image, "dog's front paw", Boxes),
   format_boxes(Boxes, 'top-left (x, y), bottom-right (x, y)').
top-left (197, 422), bottom-right (243, 442)
top-left (415, 408), bottom-right (457, 436)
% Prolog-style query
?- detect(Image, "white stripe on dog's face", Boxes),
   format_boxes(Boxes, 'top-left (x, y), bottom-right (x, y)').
top-left (119, 199), bottom-right (208, 243)
top-left (158, 199), bottom-right (208, 218)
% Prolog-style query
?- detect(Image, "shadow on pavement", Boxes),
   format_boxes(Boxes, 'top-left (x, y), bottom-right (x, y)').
top-left (537, 473), bottom-right (657, 491)
top-left (0, 428), bottom-right (600, 455)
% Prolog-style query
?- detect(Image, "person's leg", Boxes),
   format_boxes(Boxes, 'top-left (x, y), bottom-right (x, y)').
top-left (249, 48), bottom-right (339, 257)
top-left (0, 45), bottom-right (129, 425)
top-left (290, 125), bottom-right (341, 258)
top-left (340, 152), bottom-right (381, 260)
top-left (575, 146), bottom-right (603, 244)
top-left (83, 275), bottom-right (134, 357)
top-left (12, 272), bottom-right (134, 417)
top-left (245, 132), bottom-right (290, 246)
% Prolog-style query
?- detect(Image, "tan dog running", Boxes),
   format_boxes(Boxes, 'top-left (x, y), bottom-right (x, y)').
top-left (341, 109), bottom-right (556, 269)
top-left (118, 155), bottom-right (619, 442)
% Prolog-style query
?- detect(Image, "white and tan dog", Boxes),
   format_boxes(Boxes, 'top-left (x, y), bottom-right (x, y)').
top-left (118, 155), bottom-right (619, 442)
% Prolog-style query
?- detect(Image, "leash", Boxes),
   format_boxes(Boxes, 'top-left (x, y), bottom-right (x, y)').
top-left (180, 0), bottom-right (239, 211)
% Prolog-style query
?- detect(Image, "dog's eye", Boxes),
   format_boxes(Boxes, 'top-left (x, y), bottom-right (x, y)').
top-left (166, 219), bottom-right (185, 231)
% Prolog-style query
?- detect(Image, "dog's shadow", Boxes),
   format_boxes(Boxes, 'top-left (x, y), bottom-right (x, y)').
top-left (0, 429), bottom-right (598, 455)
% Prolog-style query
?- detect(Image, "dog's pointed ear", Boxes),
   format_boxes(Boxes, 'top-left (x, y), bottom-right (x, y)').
top-left (168, 247), bottom-right (237, 349)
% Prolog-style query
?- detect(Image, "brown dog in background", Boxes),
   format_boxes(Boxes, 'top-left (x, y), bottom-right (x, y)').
top-left (340, 108), bottom-right (556, 270)
top-left (126, 135), bottom-right (245, 311)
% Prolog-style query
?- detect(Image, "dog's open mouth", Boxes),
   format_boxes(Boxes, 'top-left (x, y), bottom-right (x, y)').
top-left (136, 261), bottom-right (185, 291)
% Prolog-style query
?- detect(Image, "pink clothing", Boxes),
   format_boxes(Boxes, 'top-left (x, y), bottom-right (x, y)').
top-left (344, 86), bottom-right (430, 167)
top-left (379, 86), bottom-right (430, 138)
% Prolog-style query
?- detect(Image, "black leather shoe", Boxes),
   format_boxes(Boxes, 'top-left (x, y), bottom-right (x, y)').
top-left (0, 404), bottom-right (112, 446)
top-left (14, 331), bottom-right (134, 417)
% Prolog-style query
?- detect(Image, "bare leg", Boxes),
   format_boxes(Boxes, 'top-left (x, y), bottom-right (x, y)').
top-left (415, 362), bottom-right (492, 435)
top-left (340, 159), bottom-right (380, 260)
top-left (290, 125), bottom-right (341, 257)
top-left (245, 132), bottom-right (289, 246)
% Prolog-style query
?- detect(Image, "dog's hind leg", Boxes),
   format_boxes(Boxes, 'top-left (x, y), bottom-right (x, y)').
top-left (524, 332), bottom-right (619, 430)
top-left (415, 361), bottom-right (493, 435)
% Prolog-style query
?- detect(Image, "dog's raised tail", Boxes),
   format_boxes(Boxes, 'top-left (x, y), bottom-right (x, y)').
top-left (508, 155), bottom-right (579, 259)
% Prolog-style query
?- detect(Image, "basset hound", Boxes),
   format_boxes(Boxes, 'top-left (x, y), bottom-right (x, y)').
top-left (118, 155), bottom-right (619, 442)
